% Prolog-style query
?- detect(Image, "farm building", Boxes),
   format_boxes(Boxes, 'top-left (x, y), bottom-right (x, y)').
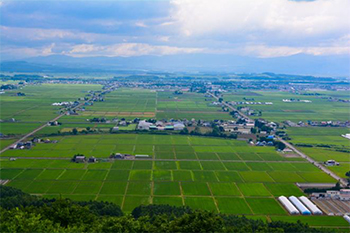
top-left (135, 154), bottom-right (150, 158)
top-left (278, 196), bottom-right (299, 215)
top-left (88, 156), bottom-right (97, 163)
top-left (324, 160), bottom-right (339, 166)
top-left (298, 196), bottom-right (322, 215)
top-left (164, 125), bottom-right (174, 130)
top-left (323, 189), bottom-right (350, 201)
top-left (73, 155), bottom-right (86, 163)
top-left (344, 215), bottom-right (350, 224)
top-left (137, 120), bottom-right (154, 130)
top-left (289, 196), bottom-right (311, 215)
top-left (174, 123), bottom-right (185, 130)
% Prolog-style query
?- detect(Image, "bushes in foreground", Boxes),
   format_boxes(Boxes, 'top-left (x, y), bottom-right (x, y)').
top-left (0, 186), bottom-right (333, 233)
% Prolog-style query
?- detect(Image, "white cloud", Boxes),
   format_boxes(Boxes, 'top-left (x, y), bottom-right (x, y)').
top-left (243, 44), bottom-right (350, 58)
top-left (171, 0), bottom-right (350, 38)
top-left (1, 44), bottom-right (56, 58)
top-left (158, 36), bottom-right (170, 42)
top-left (66, 43), bottom-right (203, 57)
top-left (135, 21), bottom-right (148, 28)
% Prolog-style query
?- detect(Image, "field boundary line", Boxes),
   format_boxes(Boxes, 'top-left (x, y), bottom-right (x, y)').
top-left (56, 169), bottom-right (66, 180)
top-left (206, 182), bottom-right (220, 213)
top-left (150, 181), bottom-right (154, 204)
top-left (121, 170), bottom-right (132, 210)
top-left (179, 182), bottom-right (185, 206)
top-left (70, 170), bottom-right (88, 194)
top-left (95, 169), bottom-right (111, 200)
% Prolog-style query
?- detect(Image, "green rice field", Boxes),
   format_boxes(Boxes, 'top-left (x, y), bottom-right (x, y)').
top-left (224, 91), bottom-right (350, 122)
top-left (0, 84), bottom-right (348, 228)
top-left (0, 134), bottom-right (338, 218)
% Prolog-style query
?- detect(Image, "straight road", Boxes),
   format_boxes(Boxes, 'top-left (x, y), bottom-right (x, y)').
top-left (277, 136), bottom-right (347, 186)
top-left (209, 92), bottom-right (348, 187)
top-left (0, 104), bottom-right (81, 154)
top-left (0, 156), bottom-right (311, 163)
top-left (0, 86), bottom-right (115, 155)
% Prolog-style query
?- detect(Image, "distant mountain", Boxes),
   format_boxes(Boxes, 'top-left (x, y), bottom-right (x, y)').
top-left (1, 53), bottom-right (349, 76)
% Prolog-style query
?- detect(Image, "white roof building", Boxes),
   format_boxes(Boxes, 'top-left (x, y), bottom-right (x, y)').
top-left (137, 120), bottom-right (153, 130)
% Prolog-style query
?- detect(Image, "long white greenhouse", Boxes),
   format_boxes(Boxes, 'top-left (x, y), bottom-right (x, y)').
top-left (289, 196), bottom-right (311, 215)
top-left (278, 196), bottom-right (299, 215)
top-left (299, 196), bottom-right (322, 215)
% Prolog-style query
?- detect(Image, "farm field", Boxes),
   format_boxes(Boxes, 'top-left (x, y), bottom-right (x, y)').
top-left (0, 84), bottom-right (102, 135)
top-left (286, 127), bottom-right (350, 166)
top-left (287, 127), bottom-right (350, 148)
top-left (0, 157), bottom-right (344, 226)
top-left (61, 89), bottom-right (157, 122)
top-left (156, 91), bottom-right (232, 120)
top-left (0, 134), bottom-right (339, 221)
top-left (0, 85), bottom-right (348, 228)
top-left (1, 133), bottom-right (307, 161)
top-left (224, 91), bottom-right (350, 122)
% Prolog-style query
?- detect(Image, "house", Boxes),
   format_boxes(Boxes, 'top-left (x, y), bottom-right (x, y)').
top-left (256, 141), bottom-right (266, 146)
top-left (266, 141), bottom-right (274, 146)
top-left (326, 189), bottom-right (350, 201)
top-left (149, 125), bottom-right (158, 130)
top-left (312, 189), bottom-right (350, 201)
top-left (137, 120), bottom-right (153, 130)
top-left (88, 156), bottom-right (97, 163)
top-left (324, 160), bottom-right (339, 166)
top-left (114, 153), bottom-right (125, 159)
top-left (282, 148), bottom-right (293, 153)
top-left (73, 155), bottom-right (86, 163)
top-left (164, 125), bottom-right (174, 130)
top-left (174, 123), bottom-right (185, 131)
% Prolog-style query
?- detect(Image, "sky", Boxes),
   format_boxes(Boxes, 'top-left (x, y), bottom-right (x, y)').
top-left (0, 0), bottom-right (349, 60)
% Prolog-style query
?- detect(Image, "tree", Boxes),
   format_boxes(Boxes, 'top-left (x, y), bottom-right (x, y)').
top-left (180, 128), bottom-right (189, 135)
top-left (275, 141), bottom-right (286, 150)
top-left (346, 171), bottom-right (350, 184)
top-left (72, 128), bottom-right (78, 135)
top-left (250, 128), bottom-right (257, 134)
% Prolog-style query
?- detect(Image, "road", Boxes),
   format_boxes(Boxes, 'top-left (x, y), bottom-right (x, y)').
top-left (0, 103), bottom-right (83, 154)
top-left (209, 92), bottom-right (348, 187)
top-left (0, 86), bottom-right (118, 155)
top-left (277, 136), bottom-right (347, 186)
top-left (0, 156), bottom-right (311, 163)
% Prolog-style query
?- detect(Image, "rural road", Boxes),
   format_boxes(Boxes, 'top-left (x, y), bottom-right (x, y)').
top-left (0, 114), bottom-right (66, 154)
top-left (209, 92), bottom-right (348, 187)
top-left (0, 87), bottom-right (114, 155)
top-left (277, 136), bottom-right (347, 186)
top-left (0, 156), bottom-right (311, 163)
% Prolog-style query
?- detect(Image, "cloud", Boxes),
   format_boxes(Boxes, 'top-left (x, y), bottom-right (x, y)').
top-left (158, 36), bottom-right (170, 42)
top-left (135, 21), bottom-right (148, 28)
top-left (171, 0), bottom-right (350, 39)
top-left (66, 43), bottom-right (203, 57)
top-left (1, 44), bottom-right (56, 58)
top-left (243, 44), bottom-right (350, 58)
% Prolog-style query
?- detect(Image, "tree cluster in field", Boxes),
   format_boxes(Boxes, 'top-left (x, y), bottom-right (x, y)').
top-left (0, 186), bottom-right (334, 233)
top-left (180, 125), bottom-right (238, 139)
top-left (346, 171), bottom-right (350, 185)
